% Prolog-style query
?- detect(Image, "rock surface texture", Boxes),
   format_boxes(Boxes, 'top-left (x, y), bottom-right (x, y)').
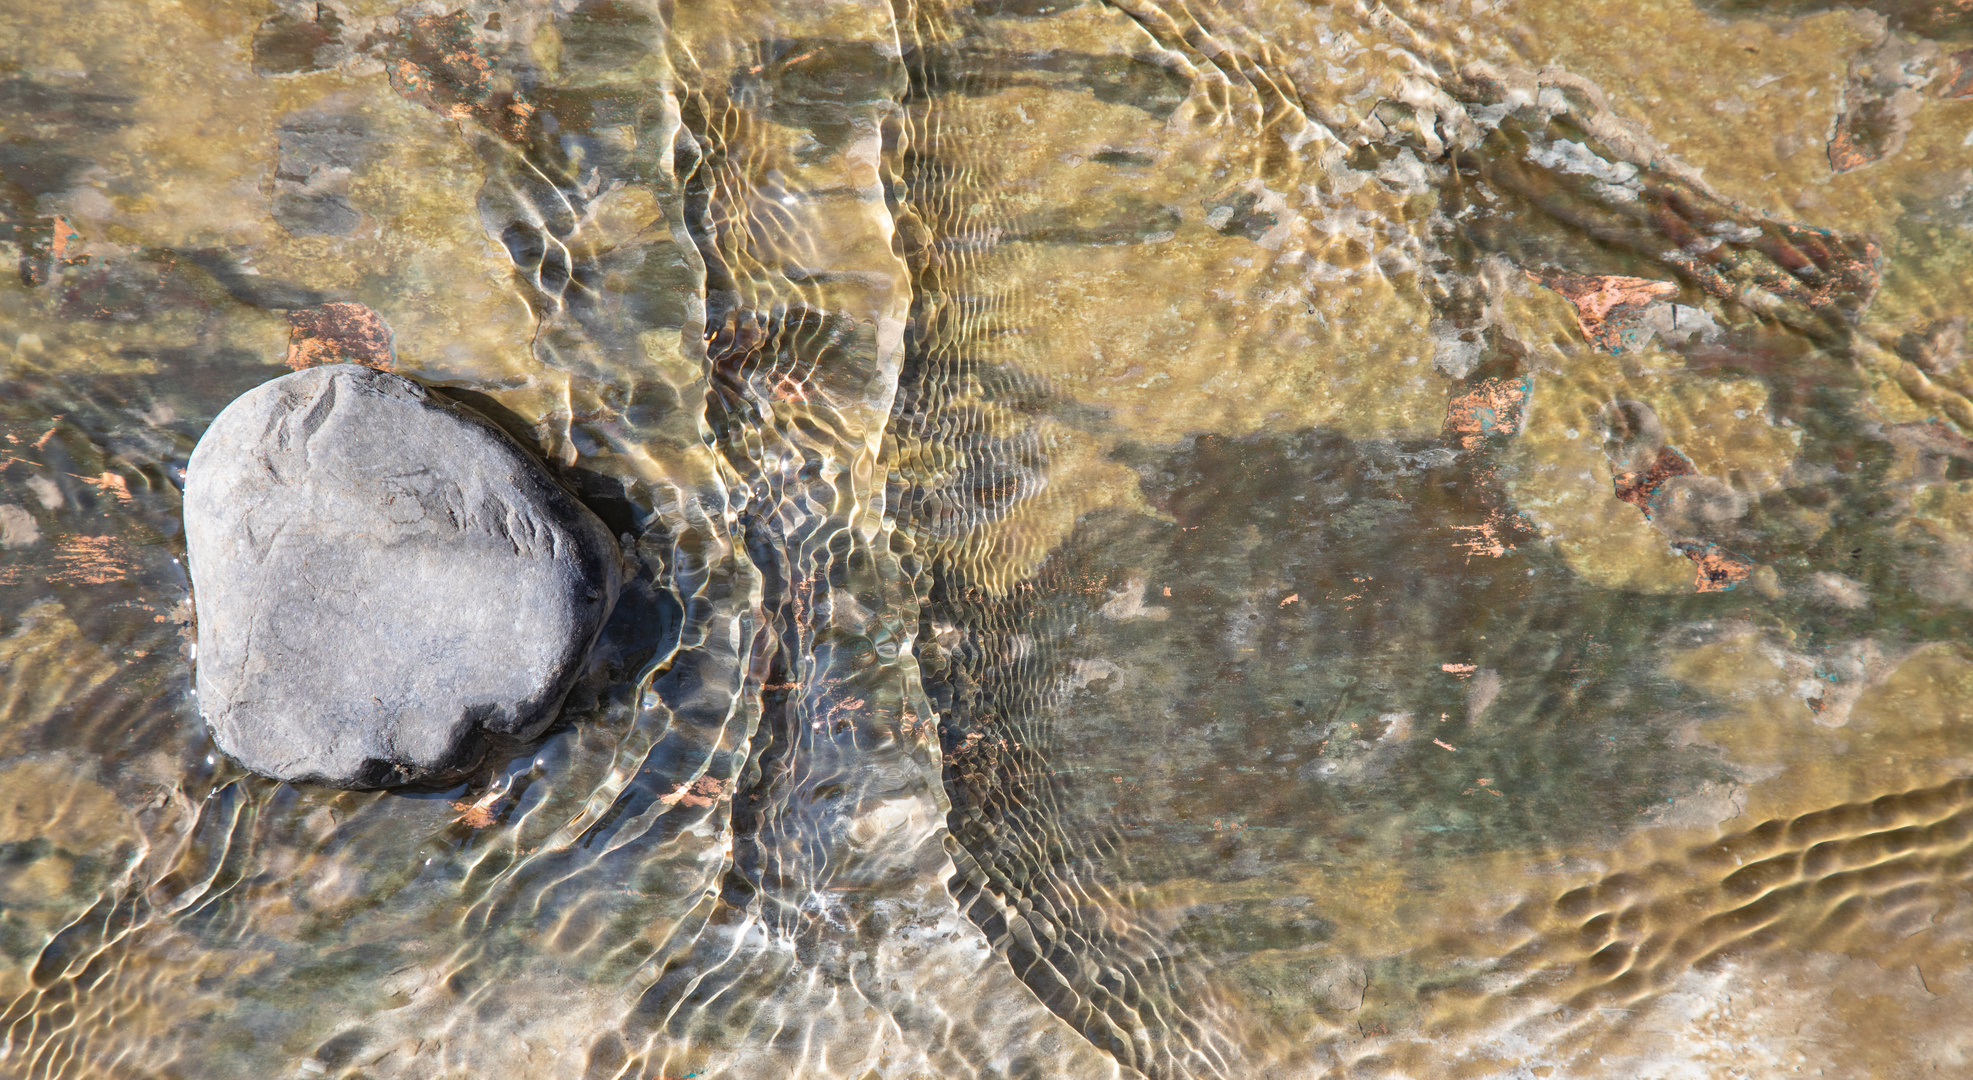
top-left (185, 364), bottom-right (621, 788)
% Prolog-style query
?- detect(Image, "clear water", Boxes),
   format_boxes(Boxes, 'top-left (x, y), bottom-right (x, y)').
top-left (3, 0), bottom-right (1973, 1077)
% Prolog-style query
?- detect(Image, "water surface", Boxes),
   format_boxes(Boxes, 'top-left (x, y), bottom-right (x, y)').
top-left (3, 0), bottom-right (1973, 1076)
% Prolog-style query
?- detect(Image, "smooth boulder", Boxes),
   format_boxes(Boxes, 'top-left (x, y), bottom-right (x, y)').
top-left (185, 363), bottom-right (621, 788)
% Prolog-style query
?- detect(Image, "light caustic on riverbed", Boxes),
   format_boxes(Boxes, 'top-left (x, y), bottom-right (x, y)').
top-left (2, 0), bottom-right (1972, 1077)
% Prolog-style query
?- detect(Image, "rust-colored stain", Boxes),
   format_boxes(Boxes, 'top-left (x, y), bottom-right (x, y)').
top-left (1829, 34), bottom-right (1933, 173)
top-left (448, 783), bottom-right (510, 828)
top-left (50, 535), bottom-right (133, 586)
top-left (1444, 375), bottom-right (1531, 449)
top-left (1529, 270), bottom-right (1676, 353)
top-left (1642, 188), bottom-right (1882, 317)
top-left (658, 775), bottom-right (735, 809)
top-left (1945, 50), bottom-right (1973, 100)
top-left (286, 302), bottom-right (394, 371)
top-left (1669, 229), bottom-right (1880, 315)
top-left (70, 470), bottom-right (134, 505)
top-left (1476, 116), bottom-right (1881, 324)
top-left (1826, 126), bottom-right (1875, 173)
top-left (1674, 540), bottom-right (1753, 593)
top-left (46, 216), bottom-right (80, 263)
top-left (1612, 445), bottom-right (1697, 514)
top-left (16, 214), bottom-right (86, 287)
top-left (388, 11), bottom-right (533, 140)
top-left (1451, 507), bottom-right (1518, 560)
top-left (450, 793), bottom-right (500, 828)
top-left (769, 373), bottom-right (810, 403)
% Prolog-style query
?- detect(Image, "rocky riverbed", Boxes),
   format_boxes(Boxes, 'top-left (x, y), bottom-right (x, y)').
top-left (2, 0), bottom-right (1972, 1077)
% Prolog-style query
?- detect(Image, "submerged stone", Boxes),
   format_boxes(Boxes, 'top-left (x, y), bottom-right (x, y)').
top-left (184, 364), bottom-right (621, 788)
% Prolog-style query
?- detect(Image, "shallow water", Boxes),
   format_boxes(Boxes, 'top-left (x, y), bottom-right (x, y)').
top-left (3, 0), bottom-right (1973, 1076)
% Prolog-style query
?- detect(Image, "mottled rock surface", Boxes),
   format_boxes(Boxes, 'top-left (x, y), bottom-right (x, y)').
top-left (185, 364), bottom-right (620, 788)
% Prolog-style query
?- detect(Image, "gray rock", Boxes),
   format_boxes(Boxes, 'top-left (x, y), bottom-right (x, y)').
top-left (184, 364), bottom-right (621, 788)
top-left (272, 105), bottom-right (370, 237)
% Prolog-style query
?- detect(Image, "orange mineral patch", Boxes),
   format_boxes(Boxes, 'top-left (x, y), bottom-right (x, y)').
top-left (659, 775), bottom-right (735, 809)
top-left (1675, 540), bottom-right (1754, 593)
top-left (1451, 507), bottom-right (1519, 560)
top-left (1945, 49), bottom-right (1973, 100)
top-left (49, 535), bottom-right (134, 586)
top-left (387, 10), bottom-right (534, 140)
top-left (1529, 270), bottom-right (1677, 353)
top-left (1611, 445), bottom-right (1698, 514)
top-left (286, 302), bottom-right (395, 371)
top-left (450, 791), bottom-right (503, 828)
top-left (1444, 376), bottom-right (1532, 449)
top-left (70, 471), bottom-right (133, 505)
